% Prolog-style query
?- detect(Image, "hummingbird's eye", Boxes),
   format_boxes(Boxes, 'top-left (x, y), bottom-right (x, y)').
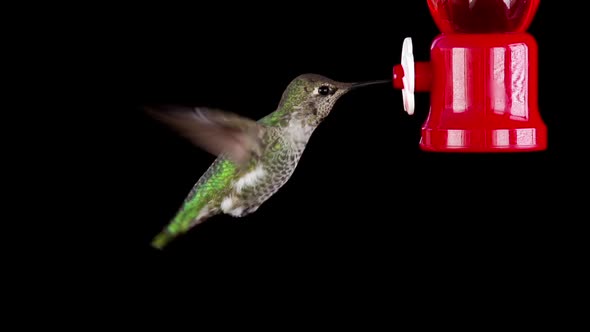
top-left (318, 85), bottom-right (332, 96)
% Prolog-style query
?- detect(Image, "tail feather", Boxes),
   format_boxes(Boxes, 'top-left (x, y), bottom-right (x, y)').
top-left (151, 231), bottom-right (175, 250)
top-left (150, 157), bottom-right (235, 250)
top-left (150, 211), bottom-right (214, 250)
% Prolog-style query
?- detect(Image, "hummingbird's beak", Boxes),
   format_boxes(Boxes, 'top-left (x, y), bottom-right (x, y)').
top-left (349, 79), bottom-right (391, 91)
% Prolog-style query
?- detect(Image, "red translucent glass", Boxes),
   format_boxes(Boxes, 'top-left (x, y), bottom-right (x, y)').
top-left (427, 0), bottom-right (540, 33)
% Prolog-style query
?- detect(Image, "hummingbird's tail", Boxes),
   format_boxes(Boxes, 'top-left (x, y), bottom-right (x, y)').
top-left (150, 157), bottom-right (233, 250)
top-left (150, 224), bottom-right (197, 250)
top-left (151, 231), bottom-right (176, 250)
top-left (150, 209), bottom-right (215, 250)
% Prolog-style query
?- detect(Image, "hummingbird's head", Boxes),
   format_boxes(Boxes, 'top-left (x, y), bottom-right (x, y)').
top-left (285, 73), bottom-right (353, 125)
top-left (279, 73), bottom-right (390, 126)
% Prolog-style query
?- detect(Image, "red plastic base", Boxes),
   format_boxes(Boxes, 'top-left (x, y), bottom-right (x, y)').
top-left (420, 127), bottom-right (547, 152)
top-left (419, 33), bottom-right (547, 153)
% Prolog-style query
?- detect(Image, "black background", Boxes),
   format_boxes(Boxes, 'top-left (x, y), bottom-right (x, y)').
top-left (104, 4), bottom-right (570, 255)
top-left (30, 1), bottom-right (583, 306)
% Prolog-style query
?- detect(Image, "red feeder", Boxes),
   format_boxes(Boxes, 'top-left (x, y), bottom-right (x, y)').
top-left (393, 0), bottom-right (547, 152)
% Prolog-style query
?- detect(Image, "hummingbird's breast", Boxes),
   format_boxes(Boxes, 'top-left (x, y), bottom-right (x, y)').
top-left (219, 121), bottom-right (316, 217)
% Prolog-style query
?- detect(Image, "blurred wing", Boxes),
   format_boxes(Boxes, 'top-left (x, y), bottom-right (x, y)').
top-left (145, 105), bottom-right (265, 166)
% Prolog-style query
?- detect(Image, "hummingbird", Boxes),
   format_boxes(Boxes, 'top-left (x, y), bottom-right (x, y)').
top-left (146, 73), bottom-right (390, 249)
